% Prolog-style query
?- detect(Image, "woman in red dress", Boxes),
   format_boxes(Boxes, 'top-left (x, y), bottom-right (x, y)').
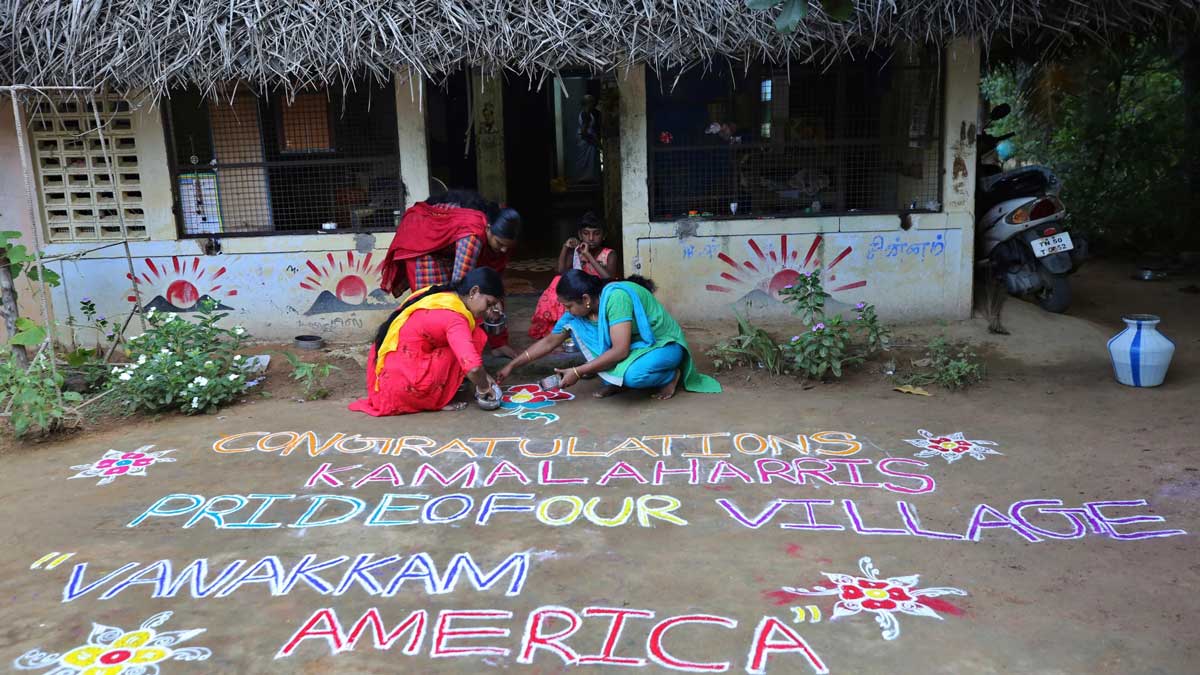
top-left (380, 190), bottom-right (520, 358)
top-left (529, 212), bottom-right (617, 340)
top-left (349, 267), bottom-right (505, 416)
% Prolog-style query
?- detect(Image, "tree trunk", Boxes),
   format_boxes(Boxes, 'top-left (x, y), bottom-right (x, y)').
top-left (0, 252), bottom-right (28, 368)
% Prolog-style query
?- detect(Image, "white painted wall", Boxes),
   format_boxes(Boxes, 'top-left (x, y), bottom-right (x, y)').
top-left (620, 39), bottom-right (981, 323)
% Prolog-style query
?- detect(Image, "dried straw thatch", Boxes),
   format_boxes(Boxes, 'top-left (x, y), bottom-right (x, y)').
top-left (2, 0), bottom-right (1198, 99)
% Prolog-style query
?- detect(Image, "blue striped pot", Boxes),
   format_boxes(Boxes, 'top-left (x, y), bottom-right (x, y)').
top-left (1107, 314), bottom-right (1174, 387)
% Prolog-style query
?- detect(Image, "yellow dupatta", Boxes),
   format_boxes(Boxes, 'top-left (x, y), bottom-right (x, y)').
top-left (374, 287), bottom-right (476, 389)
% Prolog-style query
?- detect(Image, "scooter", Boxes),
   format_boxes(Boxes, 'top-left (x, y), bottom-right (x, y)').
top-left (976, 104), bottom-right (1087, 313)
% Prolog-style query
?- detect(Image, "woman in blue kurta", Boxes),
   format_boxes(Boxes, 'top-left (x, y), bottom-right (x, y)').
top-left (499, 270), bottom-right (720, 399)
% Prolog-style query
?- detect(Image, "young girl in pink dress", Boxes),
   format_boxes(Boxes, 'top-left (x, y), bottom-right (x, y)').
top-left (528, 212), bottom-right (618, 340)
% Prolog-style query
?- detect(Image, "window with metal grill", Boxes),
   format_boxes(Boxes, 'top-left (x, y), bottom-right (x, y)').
top-left (647, 46), bottom-right (944, 221)
top-left (166, 78), bottom-right (403, 236)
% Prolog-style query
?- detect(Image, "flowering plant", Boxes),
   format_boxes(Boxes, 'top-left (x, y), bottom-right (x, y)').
top-left (108, 299), bottom-right (248, 415)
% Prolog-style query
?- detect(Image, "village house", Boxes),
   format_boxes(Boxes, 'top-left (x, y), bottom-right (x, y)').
top-left (0, 1), bottom-right (1174, 341)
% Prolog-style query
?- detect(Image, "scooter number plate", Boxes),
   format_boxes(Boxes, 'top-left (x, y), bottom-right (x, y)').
top-left (1031, 232), bottom-right (1074, 257)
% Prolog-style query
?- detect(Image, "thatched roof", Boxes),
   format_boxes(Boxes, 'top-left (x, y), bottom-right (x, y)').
top-left (2, 0), bottom-right (1198, 99)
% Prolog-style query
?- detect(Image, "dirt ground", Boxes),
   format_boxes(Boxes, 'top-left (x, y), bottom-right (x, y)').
top-left (1, 259), bottom-right (1197, 674)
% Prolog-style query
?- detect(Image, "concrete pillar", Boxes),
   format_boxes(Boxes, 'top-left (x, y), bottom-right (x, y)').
top-left (617, 66), bottom-right (649, 275)
top-left (471, 70), bottom-right (507, 204)
top-left (942, 37), bottom-right (982, 319)
top-left (395, 70), bottom-right (431, 208)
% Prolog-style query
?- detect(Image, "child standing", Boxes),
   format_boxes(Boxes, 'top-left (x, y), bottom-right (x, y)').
top-left (528, 212), bottom-right (618, 340)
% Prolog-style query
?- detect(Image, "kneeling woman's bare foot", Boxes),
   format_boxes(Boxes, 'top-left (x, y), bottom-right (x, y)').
top-left (441, 401), bottom-right (469, 412)
top-left (651, 369), bottom-right (682, 400)
top-left (593, 384), bottom-right (624, 399)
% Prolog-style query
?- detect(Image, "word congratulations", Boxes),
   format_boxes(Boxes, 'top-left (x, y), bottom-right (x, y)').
top-left (61, 551), bottom-right (528, 602)
top-left (278, 605), bottom-right (828, 674)
top-left (213, 430), bottom-right (865, 459)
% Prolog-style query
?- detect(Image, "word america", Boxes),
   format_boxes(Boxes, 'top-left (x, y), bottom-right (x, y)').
top-left (278, 605), bottom-right (828, 674)
top-left (213, 430), bottom-right (866, 458)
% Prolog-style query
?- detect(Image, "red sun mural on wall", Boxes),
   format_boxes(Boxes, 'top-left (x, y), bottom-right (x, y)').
top-left (127, 257), bottom-right (238, 312)
top-left (705, 234), bottom-right (866, 307)
top-left (299, 251), bottom-right (395, 315)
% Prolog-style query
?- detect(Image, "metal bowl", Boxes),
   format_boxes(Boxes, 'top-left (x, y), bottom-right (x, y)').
top-left (294, 335), bottom-right (325, 350)
top-left (483, 312), bottom-right (507, 335)
top-left (475, 383), bottom-right (503, 410)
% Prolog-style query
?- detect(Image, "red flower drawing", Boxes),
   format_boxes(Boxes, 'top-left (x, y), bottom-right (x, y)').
top-left (905, 429), bottom-right (1001, 464)
top-left (784, 556), bottom-right (967, 640)
top-left (501, 384), bottom-right (573, 407)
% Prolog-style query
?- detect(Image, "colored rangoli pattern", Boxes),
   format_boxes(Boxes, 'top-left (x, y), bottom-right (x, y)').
top-left (494, 384), bottom-right (574, 425)
top-left (783, 556), bottom-right (967, 640)
top-left (13, 610), bottom-right (212, 673)
top-left (69, 445), bottom-right (176, 485)
top-left (904, 429), bottom-right (1000, 463)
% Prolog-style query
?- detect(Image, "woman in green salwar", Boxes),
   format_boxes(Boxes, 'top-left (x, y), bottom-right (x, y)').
top-left (498, 270), bottom-right (720, 399)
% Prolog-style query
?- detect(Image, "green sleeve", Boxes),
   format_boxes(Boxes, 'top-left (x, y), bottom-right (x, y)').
top-left (603, 290), bottom-right (634, 325)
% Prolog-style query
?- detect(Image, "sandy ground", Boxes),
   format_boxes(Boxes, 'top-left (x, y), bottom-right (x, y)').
top-left (0, 260), bottom-right (1197, 674)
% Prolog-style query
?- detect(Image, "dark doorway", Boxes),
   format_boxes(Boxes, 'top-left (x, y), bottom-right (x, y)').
top-left (504, 74), bottom-right (606, 260)
top-left (425, 71), bottom-right (477, 195)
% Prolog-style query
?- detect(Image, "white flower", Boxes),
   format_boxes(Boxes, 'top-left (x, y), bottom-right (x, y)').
top-left (204, 360), bottom-right (214, 367)
top-left (160, 348), bottom-right (170, 354)
top-left (147, 307), bottom-right (156, 315)
top-left (137, 355), bottom-right (147, 365)
top-left (111, 366), bottom-right (121, 374)
top-left (191, 396), bottom-right (200, 409)
top-left (227, 373), bottom-right (240, 381)
top-left (118, 372), bottom-right (132, 381)
top-left (129, 363), bottom-right (139, 370)
top-left (146, 375), bottom-right (155, 382)
top-left (164, 314), bottom-right (176, 323)
top-left (192, 376), bottom-right (209, 387)
top-left (128, 334), bottom-right (141, 341)
top-left (174, 361), bottom-right (183, 367)
top-left (233, 326), bottom-right (245, 336)
top-left (233, 355), bottom-right (242, 361)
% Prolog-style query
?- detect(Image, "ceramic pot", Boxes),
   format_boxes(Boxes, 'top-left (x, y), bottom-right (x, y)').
top-left (1107, 314), bottom-right (1174, 387)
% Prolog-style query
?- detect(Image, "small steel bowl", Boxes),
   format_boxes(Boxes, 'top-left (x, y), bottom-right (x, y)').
top-left (475, 383), bottom-right (503, 410)
top-left (483, 312), bottom-right (507, 335)
top-left (294, 335), bottom-right (325, 350)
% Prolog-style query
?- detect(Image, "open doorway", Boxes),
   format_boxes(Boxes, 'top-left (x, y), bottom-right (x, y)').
top-left (504, 74), bottom-right (607, 260)
top-left (424, 72), bottom-right (614, 265)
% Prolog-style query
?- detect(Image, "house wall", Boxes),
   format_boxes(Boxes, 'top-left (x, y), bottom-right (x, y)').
top-left (619, 38), bottom-right (981, 323)
top-left (0, 70), bottom-right (431, 346)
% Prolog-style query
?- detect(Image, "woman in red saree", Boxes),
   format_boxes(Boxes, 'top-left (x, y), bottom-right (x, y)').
top-left (349, 268), bottom-right (505, 416)
top-left (379, 190), bottom-right (520, 357)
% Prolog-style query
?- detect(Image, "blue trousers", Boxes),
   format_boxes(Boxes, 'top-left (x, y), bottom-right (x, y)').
top-left (623, 343), bottom-right (685, 389)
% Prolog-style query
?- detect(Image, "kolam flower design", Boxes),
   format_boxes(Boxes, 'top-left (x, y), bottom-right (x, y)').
top-left (13, 611), bottom-right (212, 673)
top-left (904, 429), bottom-right (1000, 464)
top-left (784, 556), bottom-right (967, 641)
top-left (495, 384), bottom-right (575, 425)
top-left (500, 384), bottom-right (574, 410)
top-left (69, 445), bottom-right (176, 485)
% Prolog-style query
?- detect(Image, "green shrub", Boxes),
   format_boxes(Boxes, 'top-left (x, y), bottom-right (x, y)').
top-left (109, 300), bottom-right (248, 414)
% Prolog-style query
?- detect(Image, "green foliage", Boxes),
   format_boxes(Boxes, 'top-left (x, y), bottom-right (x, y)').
top-left (283, 352), bottom-right (340, 401)
top-left (0, 352), bottom-right (80, 437)
top-left (982, 39), bottom-right (1194, 251)
top-left (0, 230), bottom-right (61, 287)
top-left (776, 271), bottom-right (829, 326)
top-left (745, 0), bottom-right (853, 32)
top-left (109, 300), bottom-right (248, 415)
top-left (9, 317), bottom-right (45, 347)
top-left (63, 298), bottom-right (118, 389)
top-left (707, 314), bottom-right (784, 375)
top-left (898, 337), bottom-right (985, 390)
top-left (708, 273), bottom-right (891, 381)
